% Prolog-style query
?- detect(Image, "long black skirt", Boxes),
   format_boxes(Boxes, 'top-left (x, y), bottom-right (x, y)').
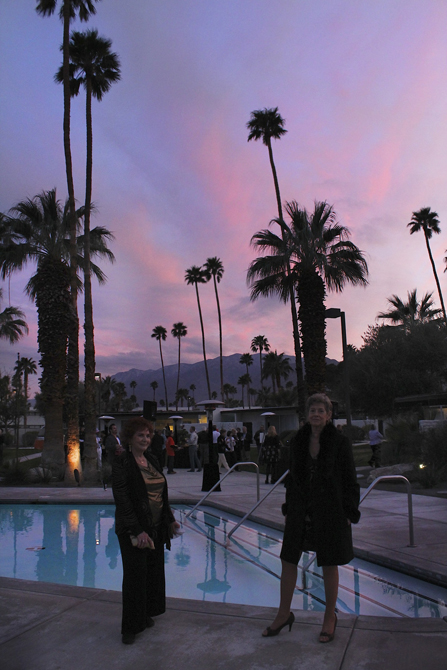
top-left (118, 533), bottom-right (166, 635)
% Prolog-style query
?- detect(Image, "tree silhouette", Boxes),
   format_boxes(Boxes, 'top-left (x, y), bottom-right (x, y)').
top-left (251, 335), bottom-right (270, 387)
top-left (408, 207), bottom-right (446, 325)
top-left (151, 326), bottom-right (168, 408)
top-left (203, 257), bottom-right (225, 400)
top-left (247, 107), bottom-right (304, 414)
top-left (185, 266), bottom-right (211, 397)
top-left (171, 322), bottom-right (187, 410)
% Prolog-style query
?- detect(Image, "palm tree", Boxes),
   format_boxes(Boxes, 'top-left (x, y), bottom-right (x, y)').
top-left (248, 200), bottom-right (368, 394)
top-left (251, 335), bottom-right (270, 386)
top-left (247, 107), bottom-right (304, 414)
top-left (129, 380), bottom-right (137, 406)
top-left (150, 380), bottom-right (158, 401)
top-left (239, 353), bottom-right (253, 408)
top-left (0, 289), bottom-right (28, 343)
top-left (14, 357), bottom-right (37, 427)
top-left (262, 350), bottom-right (292, 394)
top-left (222, 383), bottom-right (237, 406)
top-left (238, 373), bottom-right (251, 408)
top-left (0, 189), bottom-right (114, 478)
top-left (0, 191), bottom-right (72, 475)
top-left (185, 266), bottom-right (211, 397)
top-left (408, 207), bottom-right (447, 325)
top-left (203, 257), bottom-right (225, 400)
top-left (175, 388), bottom-right (189, 408)
top-left (56, 28), bottom-right (120, 480)
top-left (189, 383), bottom-right (196, 407)
top-left (111, 380), bottom-right (126, 412)
top-left (36, 0), bottom-right (100, 485)
top-left (151, 326), bottom-right (168, 408)
top-left (377, 289), bottom-right (442, 333)
top-left (171, 322), bottom-right (187, 410)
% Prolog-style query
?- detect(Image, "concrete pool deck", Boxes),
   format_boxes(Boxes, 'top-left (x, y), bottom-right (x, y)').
top-left (1, 469), bottom-right (447, 669)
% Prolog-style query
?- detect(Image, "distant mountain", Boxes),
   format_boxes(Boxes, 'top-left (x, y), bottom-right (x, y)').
top-left (112, 353), bottom-right (339, 406)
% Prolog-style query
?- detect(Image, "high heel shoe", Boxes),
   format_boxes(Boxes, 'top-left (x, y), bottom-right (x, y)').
top-left (262, 612), bottom-right (295, 637)
top-left (319, 613), bottom-right (337, 643)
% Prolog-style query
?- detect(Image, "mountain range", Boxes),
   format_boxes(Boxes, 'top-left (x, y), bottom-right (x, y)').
top-left (113, 353), bottom-right (339, 406)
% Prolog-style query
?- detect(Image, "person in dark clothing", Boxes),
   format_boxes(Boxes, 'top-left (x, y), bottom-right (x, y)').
top-left (112, 417), bottom-right (180, 645)
top-left (262, 425), bottom-right (281, 484)
top-left (148, 429), bottom-right (164, 470)
top-left (262, 394), bottom-right (360, 644)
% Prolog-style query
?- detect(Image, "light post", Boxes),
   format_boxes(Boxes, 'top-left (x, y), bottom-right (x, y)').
top-left (196, 399), bottom-right (224, 492)
top-left (169, 415), bottom-right (183, 446)
top-left (325, 308), bottom-right (352, 438)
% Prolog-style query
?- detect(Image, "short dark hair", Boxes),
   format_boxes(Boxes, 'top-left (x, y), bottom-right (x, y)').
top-left (120, 417), bottom-right (154, 448)
top-left (306, 393), bottom-right (333, 415)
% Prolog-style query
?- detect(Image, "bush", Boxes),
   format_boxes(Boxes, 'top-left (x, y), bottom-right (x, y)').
top-left (1, 461), bottom-right (28, 484)
top-left (385, 419), bottom-right (423, 464)
top-left (22, 431), bottom-right (38, 448)
top-left (419, 423), bottom-right (447, 485)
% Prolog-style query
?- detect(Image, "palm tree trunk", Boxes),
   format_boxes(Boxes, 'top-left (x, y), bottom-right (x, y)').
top-left (63, 1), bottom-right (81, 486)
top-left (83, 78), bottom-right (97, 482)
top-left (267, 141), bottom-right (306, 417)
top-left (36, 258), bottom-right (71, 478)
top-left (297, 271), bottom-right (327, 395)
top-left (425, 233), bottom-right (447, 325)
top-left (175, 337), bottom-right (181, 411)
top-left (213, 277), bottom-right (224, 401)
top-left (159, 341), bottom-right (168, 408)
top-left (195, 283), bottom-right (211, 397)
top-left (23, 371), bottom-right (28, 428)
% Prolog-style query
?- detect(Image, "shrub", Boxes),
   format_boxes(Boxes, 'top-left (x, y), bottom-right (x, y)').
top-left (22, 431), bottom-right (38, 448)
top-left (385, 419), bottom-right (423, 464)
top-left (1, 461), bottom-right (28, 484)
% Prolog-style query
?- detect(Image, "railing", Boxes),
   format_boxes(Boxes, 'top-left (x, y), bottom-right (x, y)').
top-left (227, 469), bottom-right (289, 540)
top-left (185, 461), bottom-right (260, 519)
top-left (300, 474), bottom-right (415, 588)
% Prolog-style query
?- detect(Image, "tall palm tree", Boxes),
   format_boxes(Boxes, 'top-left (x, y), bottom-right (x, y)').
top-left (151, 326), bottom-right (168, 408)
top-left (0, 191), bottom-right (72, 475)
top-left (171, 322), bottom-right (187, 410)
top-left (248, 200), bottom-right (368, 394)
top-left (129, 380), bottom-right (137, 406)
top-left (251, 335), bottom-right (270, 386)
top-left (36, 0), bottom-right (100, 485)
top-left (55, 28), bottom-right (120, 480)
top-left (377, 289), bottom-right (442, 333)
top-left (14, 357), bottom-right (37, 427)
top-left (150, 380), bottom-right (158, 401)
top-left (203, 257), bottom-right (225, 400)
top-left (110, 380), bottom-right (126, 412)
top-left (407, 207), bottom-right (447, 326)
top-left (222, 382), bottom-right (237, 405)
top-left (238, 373), bottom-right (251, 408)
top-left (175, 388), bottom-right (189, 408)
top-left (247, 107), bottom-right (304, 414)
top-left (239, 353), bottom-right (253, 409)
top-left (0, 189), bottom-right (114, 478)
top-left (185, 266), bottom-right (211, 397)
top-left (0, 289), bottom-right (28, 343)
top-left (262, 350), bottom-right (292, 393)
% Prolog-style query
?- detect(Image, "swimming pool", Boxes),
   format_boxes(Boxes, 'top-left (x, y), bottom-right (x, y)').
top-left (1, 503), bottom-right (446, 618)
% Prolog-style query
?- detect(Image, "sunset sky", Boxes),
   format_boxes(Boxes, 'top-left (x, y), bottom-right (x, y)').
top-left (1, 0), bottom-right (447, 396)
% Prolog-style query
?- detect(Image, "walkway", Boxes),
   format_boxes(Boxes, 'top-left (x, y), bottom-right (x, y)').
top-left (1, 469), bottom-right (446, 669)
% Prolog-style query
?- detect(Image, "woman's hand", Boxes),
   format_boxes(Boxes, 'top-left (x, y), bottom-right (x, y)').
top-left (136, 531), bottom-right (155, 550)
top-left (169, 521), bottom-right (182, 538)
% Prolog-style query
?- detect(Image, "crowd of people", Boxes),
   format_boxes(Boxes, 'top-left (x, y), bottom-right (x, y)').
top-left (109, 394), bottom-right (361, 649)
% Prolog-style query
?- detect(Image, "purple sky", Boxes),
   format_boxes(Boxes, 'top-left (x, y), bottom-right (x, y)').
top-left (1, 0), bottom-right (447, 396)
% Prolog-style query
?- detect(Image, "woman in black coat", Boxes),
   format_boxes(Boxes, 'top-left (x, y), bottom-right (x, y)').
top-left (262, 394), bottom-right (360, 643)
top-left (112, 417), bottom-right (180, 645)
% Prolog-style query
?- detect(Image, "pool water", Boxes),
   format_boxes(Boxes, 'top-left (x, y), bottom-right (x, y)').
top-left (0, 504), bottom-right (446, 618)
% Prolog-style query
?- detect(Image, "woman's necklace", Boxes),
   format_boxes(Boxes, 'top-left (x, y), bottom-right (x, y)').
top-left (133, 452), bottom-right (147, 467)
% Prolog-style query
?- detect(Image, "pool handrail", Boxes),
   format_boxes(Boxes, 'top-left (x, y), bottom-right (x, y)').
top-left (300, 474), bottom-right (415, 587)
top-left (185, 461), bottom-right (260, 518)
top-left (226, 469), bottom-right (290, 540)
